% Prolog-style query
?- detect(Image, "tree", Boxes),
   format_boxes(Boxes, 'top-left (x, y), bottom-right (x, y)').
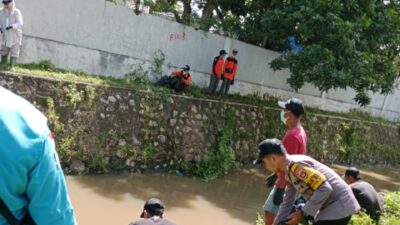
top-left (145, 0), bottom-right (193, 24)
top-left (261, 0), bottom-right (400, 106)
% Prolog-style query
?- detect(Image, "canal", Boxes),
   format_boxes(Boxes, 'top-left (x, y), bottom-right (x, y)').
top-left (66, 166), bottom-right (400, 225)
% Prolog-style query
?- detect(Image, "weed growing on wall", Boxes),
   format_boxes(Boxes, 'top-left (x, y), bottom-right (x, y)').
top-left (64, 82), bottom-right (84, 108)
top-left (90, 154), bottom-right (108, 173)
top-left (150, 49), bottom-right (166, 75)
top-left (178, 109), bottom-right (236, 181)
top-left (142, 144), bottom-right (156, 163)
top-left (45, 97), bottom-right (65, 134)
top-left (84, 85), bottom-right (97, 106)
top-left (124, 63), bottom-right (149, 86)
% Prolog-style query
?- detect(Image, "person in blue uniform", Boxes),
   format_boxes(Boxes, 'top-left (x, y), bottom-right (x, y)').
top-left (0, 86), bottom-right (77, 225)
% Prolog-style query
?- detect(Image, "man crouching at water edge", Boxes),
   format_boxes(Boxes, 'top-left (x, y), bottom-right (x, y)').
top-left (254, 139), bottom-right (360, 225)
top-left (129, 198), bottom-right (177, 225)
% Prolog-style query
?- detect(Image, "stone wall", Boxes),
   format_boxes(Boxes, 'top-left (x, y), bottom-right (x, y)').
top-left (1, 72), bottom-right (399, 174)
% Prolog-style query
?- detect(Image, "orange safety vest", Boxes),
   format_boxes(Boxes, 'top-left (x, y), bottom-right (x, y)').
top-left (171, 70), bottom-right (192, 85)
top-left (224, 56), bottom-right (238, 80)
top-left (212, 56), bottom-right (225, 78)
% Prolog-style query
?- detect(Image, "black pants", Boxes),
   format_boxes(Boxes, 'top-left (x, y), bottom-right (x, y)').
top-left (219, 78), bottom-right (231, 95)
top-left (208, 75), bottom-right (220, 94)
top-left (175, 83), bottom-right (188, 94)
top-left (314, 216), bottom-right (351, 225)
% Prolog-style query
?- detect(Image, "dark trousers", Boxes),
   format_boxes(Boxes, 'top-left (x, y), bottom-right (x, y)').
top-left (175, 83), bottom-right (188, 94)
top-left (208, 75), bottom-right (220, 94)
top-left (219, 78), bottom-right (231, 95)
top-left (314, 216), bottom-right (351, 225)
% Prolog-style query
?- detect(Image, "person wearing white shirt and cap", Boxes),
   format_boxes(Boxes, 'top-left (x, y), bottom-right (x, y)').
top-left (0, 0), bottom-right (23, 67)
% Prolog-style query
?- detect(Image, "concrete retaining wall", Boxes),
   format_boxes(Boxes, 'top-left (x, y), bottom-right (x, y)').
top-left (15, 0), bottom-right (400, 121)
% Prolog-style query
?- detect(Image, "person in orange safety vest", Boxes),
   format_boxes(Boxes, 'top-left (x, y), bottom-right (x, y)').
top-left (219, 49), bottom-right (238, 95)
top-left (208, 49), bottom-right (227, 95)
top-left (169, 65), bottom-right (192, 95)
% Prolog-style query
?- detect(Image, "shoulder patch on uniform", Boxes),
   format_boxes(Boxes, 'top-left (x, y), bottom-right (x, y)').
top-left (290, 163), bottom-right (326, 190)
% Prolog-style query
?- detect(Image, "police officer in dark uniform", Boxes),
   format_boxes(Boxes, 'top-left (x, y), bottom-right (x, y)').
top-left (254, 138), bottom-right (360, 225)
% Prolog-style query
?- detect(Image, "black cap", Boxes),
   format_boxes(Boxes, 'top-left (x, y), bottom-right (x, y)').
top-left (232, 49), bottom-right (238, 54)
top-left (182, 65), bottom-right (190, 71)
top-left (278, 98), bottom-right (304, 117)
top-left (253, 138), bottom-right (286, 165)
top-left (219, 49), bottom-right (227, 55)
top-left (140, 198), bottom-right (165, 218)
top-left (2, 0), bottom-right (13, 4)
top-left (345, 167), bottom-right (361, 180)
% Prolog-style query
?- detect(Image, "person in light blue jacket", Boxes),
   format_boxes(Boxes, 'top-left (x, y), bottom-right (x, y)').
top-left (0, 86), bottom-right (77, 225)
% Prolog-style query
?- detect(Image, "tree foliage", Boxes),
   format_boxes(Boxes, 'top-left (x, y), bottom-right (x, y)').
top-left (262, 0), bottom-right (400, 106)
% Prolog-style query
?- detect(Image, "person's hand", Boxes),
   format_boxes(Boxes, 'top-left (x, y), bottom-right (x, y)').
top-left (5, 26), bottom-right (13, 30)
top-left (285, 211), bottom-right (303, 225)
top-left (264, 174), bottom-right (277, 188)
top-left (273, 188), bottom-right (285, 205)
top-left (221, 74), bottom-right (224, 80)
top-left (230, 80), bottom-right (234, 85)
top-left (276, 219), bottom-right (290, 225)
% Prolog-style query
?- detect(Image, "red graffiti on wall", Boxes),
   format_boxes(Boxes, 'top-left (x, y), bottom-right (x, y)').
top-left (169, 32), bottom-right (186, 41)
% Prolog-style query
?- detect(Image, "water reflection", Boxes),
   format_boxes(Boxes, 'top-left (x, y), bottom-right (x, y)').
top-left (66, 166), bottom-right (400, 225)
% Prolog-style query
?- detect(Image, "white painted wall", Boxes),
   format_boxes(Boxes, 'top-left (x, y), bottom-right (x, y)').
top-left (15, 0), bottom-right (400, 121)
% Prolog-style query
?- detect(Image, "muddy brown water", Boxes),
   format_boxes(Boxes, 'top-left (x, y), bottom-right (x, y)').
top-left (66, 166), bottom-right (400, 225)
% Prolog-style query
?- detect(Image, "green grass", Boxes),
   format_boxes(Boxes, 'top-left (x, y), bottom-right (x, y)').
top-left (255, 192), bottom-right (400, 225)
top-left (0, 60), bottom-right (397, 125)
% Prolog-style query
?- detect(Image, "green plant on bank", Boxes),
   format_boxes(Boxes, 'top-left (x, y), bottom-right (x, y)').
top-left (349, 211), bottom-right (375, 225)
top-left (57, 134), bottom-right (75, 162)
top-left (90, 154), bottom-right (108, 173)
top-left (84, 85), bottom-right (97, 106)
top-left (0, 60), bottom-right (397, 125)
top-left (177, 110), bottom-right (236, 181)
top-left (382, 192), bottom-right (400, 218)
top-left (142, 144), bottom-right (156, 163)
top-left (335, 122), bottom-right (397, 163)
top-left (339, 122), bottom-right (365, 158)
top-left (255, 213), bottom-right (264, 225)
top-left (124, 63), bottom-right (149, 86)
top-left (57, 127), bottom-right (86, 163)
top-left (45, 97), bottom-right (65, 134)
top-left (350, 192), bottom-right (400, 224)
top-left (255, 192), bottom-right (400, 225)
top-left (64, 82), bottom-right (84, 108)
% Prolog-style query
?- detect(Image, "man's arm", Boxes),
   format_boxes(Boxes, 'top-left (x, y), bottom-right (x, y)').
top-left (232, 61), bottom-right (238, 79)
top-left (301, 181), bottom-right (332, 217)
top-left (212, 57), bottom-right (218, 75)
top-left (296, 166), bottom-right (332, 217)
top-left (274, 183), bottom-right (296, 225)
top-left (26, 134), bottom-right (77, 225)
top-left (275, 170), bottom-right (287, 189)
top-left (10, 9), bottom-right (23, 29)
top-left (182, 75), bottom-right (192, 85)
top-left (170, 71), bottom-right (178, 77)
